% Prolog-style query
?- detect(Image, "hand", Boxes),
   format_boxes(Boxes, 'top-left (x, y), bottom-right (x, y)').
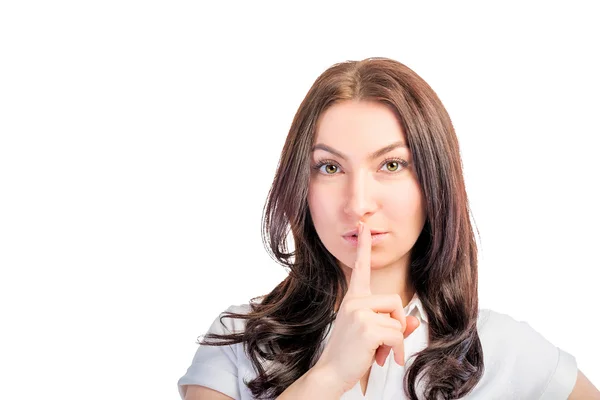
top-left (312, 221), bottom-right (421, 393)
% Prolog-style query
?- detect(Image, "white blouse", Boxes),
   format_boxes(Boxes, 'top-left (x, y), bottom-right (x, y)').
top-left (178, 295), bottom-right (577, 399)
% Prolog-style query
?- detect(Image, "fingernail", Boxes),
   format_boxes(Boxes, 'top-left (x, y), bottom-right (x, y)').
top-left (358, 221), bottom-right (364, 234)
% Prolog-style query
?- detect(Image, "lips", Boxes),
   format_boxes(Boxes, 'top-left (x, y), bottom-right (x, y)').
top-left (343, 231), bottom-right (388, 247)
top-left (343, 228), bottom-right (387, 237)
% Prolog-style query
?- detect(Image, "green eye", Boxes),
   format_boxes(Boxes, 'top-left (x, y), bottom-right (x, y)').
top-left (324, 164), bottom-right (338, 174)
top-left (381, 157), bottom-right (409, 173)
top-left (312, 157), bottom-right (408, 176)
top-left (311, 159), bottom-right (341, 175)
top-left (385, 161), bottom-right (399, 172)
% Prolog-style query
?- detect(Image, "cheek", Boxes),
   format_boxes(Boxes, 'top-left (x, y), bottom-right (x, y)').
top-left (308, 185), bottom-right (339, 230)
top-left (383, 185), bottom-right (426, 222)
top-left (308, 189), bottom-right (326, 217)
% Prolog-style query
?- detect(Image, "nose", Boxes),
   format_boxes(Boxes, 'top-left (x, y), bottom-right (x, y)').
top-left (343, 170), bottom-right (378, 220)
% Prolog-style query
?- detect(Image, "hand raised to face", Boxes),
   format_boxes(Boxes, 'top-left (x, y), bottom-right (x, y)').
top-left (312, 221), bottom-right (421, 393)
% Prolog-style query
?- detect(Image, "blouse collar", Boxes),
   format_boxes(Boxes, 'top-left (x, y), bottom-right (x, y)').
top-left (405, 292), bottom-right (429, 323)
top-left (328, 292), bottom-right (429, 325)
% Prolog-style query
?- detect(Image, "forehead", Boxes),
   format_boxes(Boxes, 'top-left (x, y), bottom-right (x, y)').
top-left (315, 100), bottom-right (407, 150)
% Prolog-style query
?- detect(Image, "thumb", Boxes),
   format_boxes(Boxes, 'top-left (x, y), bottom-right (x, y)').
top-left (403, 316), bottom-right (421, 338)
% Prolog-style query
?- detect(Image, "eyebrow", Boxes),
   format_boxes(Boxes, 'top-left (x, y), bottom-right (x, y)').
top-left (311, 140), bottom-right (408, 161)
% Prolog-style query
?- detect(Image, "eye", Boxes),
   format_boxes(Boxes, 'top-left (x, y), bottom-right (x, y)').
top-left (383, 160), bottom-right (400, 172)
top-left (324, 164), bottom-right (338, 174)
top-left (312, 159), bottom-right (341, 175)
top-left (318, 163), bottom-right (339, 174)
top-left (380, 157), bottom-right (409, 173)
top-left (311, 157), bottom-right (409, 176)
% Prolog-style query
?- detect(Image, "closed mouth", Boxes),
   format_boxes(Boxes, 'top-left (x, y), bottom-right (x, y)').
top-left (347, 232), bottom-right (386, 237)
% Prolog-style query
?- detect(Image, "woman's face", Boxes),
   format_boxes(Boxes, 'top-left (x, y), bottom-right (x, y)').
top-left (308, 100), bottom-right (426, 272)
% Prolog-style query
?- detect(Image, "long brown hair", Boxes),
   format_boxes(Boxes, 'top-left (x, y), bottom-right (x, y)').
top-left (201, 57), bottom-right (484, 399)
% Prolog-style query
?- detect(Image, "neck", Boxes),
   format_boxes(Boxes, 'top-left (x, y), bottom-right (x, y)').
top-left (336, 254), bottom-right (415, 310)
top-left (369, 264), bottom-right (415, 305)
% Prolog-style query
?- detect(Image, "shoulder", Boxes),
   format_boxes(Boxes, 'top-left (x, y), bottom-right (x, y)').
top-left (471, 308), bottom-right (578, 399)
top-left (477, 308), bottom-right (560, 355)
top-left (177, 301), bottom-right (261, 399)
top-left (476, 308), bottom-right (530, 339)
top-left (206, 296), bottom-right (266, 334)
top-left (476, 308), bottom-right (566, 363)
top-left (205, 302), bottom-right (256, 335)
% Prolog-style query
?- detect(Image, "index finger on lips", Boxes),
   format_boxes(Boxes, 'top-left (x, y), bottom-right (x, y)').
top-left (347, 221), bottom-right (371, 296)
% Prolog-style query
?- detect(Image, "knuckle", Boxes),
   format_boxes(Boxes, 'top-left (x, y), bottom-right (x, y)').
top-left (391, 318), bottom-right (404, 330)
top-left (366, 331), bottom-right (379, 346)
top-left (353, 309), bottom-right (369, 325)
top-left (360, 324), bottom-right (377, 343)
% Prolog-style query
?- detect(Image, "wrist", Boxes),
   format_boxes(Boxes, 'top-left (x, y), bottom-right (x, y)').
top-left (305, 364), bottom-right (346, 397)
top-left (277, 362), bottom-right (347, 399)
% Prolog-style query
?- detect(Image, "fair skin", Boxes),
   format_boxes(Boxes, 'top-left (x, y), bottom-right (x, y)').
top-left (306, 100), bottom-right (426, 393)
top-left (185, 219), bottom-right (420, 399)
top-left (308, 100), bottom-right (426, 307)
top-left (182, 100), bottom-right (599, 399)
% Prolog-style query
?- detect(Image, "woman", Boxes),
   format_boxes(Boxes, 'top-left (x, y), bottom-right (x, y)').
top-left (178, 58), bottom-right (598, 399)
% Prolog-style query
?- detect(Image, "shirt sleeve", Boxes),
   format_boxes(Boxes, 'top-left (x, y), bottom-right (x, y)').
top-left (177, 306), bottom-right (243, 400)
top-left (539, 346), bottom-right (578, 399)
top-left (514, 319), bottom-right (578, 400)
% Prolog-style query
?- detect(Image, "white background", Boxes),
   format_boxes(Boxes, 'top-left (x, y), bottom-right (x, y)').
top-left (1, 1), bottom-right (598, 398)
